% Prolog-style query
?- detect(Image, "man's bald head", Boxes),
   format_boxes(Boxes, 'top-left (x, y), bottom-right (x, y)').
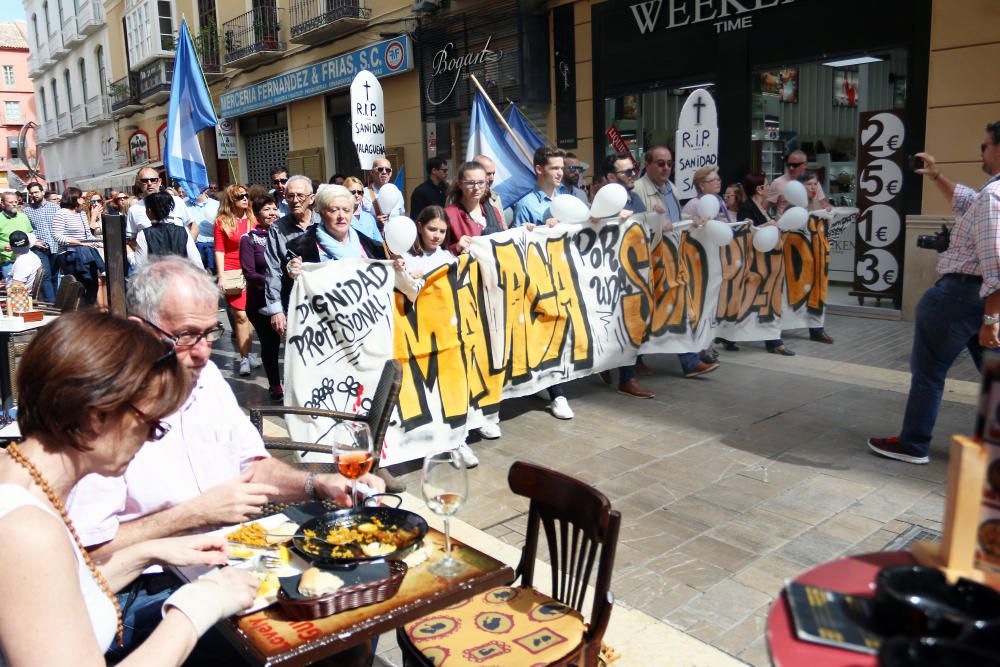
top-left (474, 155), bottom-right (496, 188)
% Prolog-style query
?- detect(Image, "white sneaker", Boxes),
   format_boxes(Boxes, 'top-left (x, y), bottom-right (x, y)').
top-left (248, 352), bottom-right (263, 369)
top-left (457, 443), bottom-right (479, 468)
top-left (238, 357), bottom-right (251, 376)
top-left (550, 396), bottom-right (574, 420)
top-left (477, 422), bottom-right (502, 440)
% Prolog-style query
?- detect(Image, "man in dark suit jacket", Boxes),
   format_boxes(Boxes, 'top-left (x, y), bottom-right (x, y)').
top-left (409, 156), bottom-right (449, 217)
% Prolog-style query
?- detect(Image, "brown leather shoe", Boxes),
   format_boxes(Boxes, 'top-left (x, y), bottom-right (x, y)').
top-left (598, 370), bottom-right (612, 385)
top-left (618, 378), bottom-right (655, 398)
top-left (684, 361), bottom-right (719, 378)
top-left (635, 361), bottom-right (654, 375)
top-left (810, 331), bottom-right (834, 344)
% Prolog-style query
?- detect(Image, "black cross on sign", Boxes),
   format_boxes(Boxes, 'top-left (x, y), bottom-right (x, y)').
top-left (362, 80), bottom-right (371, 99)
top-left (693, 95), bottom-right (706, 125)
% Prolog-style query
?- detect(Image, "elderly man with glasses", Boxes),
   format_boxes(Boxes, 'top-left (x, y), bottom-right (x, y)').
top-left (125, 166), bottom-right (194, 245)
top-left (361, 157), bottom-right (404, 228)
top-left (67, 256), bottom-right (384, 658)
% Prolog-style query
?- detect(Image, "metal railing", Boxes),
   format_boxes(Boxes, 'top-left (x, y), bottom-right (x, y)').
top-left (85, 95), bottom-right (109, 123)
top-left (138, 58), bottom-right (174, 99)
top-left (223, 6), bottom-right (285, 64)
top-left (109, 73), bottom-right (140, 111)
top-left (197, 27), bottom-right (222, 74)
top-left (290, 0), bottom-right (370, 38)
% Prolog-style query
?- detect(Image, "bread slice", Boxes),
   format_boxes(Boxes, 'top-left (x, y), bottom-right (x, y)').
top-left (298, 567), bottom-right (344, 598)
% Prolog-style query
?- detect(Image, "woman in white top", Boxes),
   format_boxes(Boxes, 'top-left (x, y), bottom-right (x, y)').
top-left (0, 310), bottom-right (257, 666)
top-left (403, 205), bottom-right (456, 277)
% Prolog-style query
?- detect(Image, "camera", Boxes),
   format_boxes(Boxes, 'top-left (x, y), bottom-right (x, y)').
top-left (916, 224), bottom-right (950, 253)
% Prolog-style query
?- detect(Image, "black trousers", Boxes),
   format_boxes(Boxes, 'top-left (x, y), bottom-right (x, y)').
top-left (247, 306), bottom-right (282, 387)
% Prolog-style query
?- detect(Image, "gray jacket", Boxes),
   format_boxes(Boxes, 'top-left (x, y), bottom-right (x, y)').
top-left (262, 211), bottom-right (319, 315)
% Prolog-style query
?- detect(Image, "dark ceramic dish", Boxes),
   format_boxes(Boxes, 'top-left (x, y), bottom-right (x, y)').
top-left (873, 566), bottom-right (1000, 638)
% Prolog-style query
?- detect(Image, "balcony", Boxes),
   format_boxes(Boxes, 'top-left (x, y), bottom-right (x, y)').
top-left (63, 15), bottom-right (84, 47)
top-left (49, 29), bottom-right (68, 58)
top-left (67, 104), bottom-right (85, 134)
top-left (138, 57), bottom-right (174, 104)
top-left (55, 112), bottom-right (69, 136)
top-left (110, 74), bottom-right (142, 115)
top-left (35, 120), bottom-right (52, 145)
top-left (290, 0), bottom-right (370, 45)
top-left (27, 42), bottom-right (48, 76)
top-left (76, 0), bottom-right (104, 36)
top-left (223, 6), bottom-right (285, 68)
top-left (196, 27), bottom-right (226, 82)
top-left (84, 95), bottom-right (111, 126)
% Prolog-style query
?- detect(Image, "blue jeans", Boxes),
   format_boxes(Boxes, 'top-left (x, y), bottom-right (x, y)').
top-left (678, 352), bottom-right (702, 373)
top-left (0, 262), bottom-right (11, 280)
top-left (30, 248), bottom-right (56, 301)
top-left (899, 275), bottom-right (984, 454)
top-left (107, 583), bottom-right (176, 661)
top-left (196, 241), bottom-right (216, 272)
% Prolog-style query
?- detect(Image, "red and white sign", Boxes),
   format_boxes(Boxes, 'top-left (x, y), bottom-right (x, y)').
top-left (605, 124), bottom-right (639, 172)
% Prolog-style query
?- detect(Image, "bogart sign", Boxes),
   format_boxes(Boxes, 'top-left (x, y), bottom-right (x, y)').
top-left (426, 35), bottom-right (503, 106)
top-left (628, 0), bottom-right (796, 35)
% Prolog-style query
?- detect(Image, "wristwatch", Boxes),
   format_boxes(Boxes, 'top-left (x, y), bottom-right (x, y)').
top-left (984, 314), bottom-right (1000, 326)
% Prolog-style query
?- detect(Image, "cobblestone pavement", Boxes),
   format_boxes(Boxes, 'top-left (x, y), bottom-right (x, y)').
top-left (220, 312), bottom-right (978, 665)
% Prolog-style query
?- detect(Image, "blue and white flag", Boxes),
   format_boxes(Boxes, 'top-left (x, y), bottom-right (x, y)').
top-left (506, 103), bottom-right (546, 168)
top-left (166, 20), bottom-right (217, 197)
top-left (465, 93), bottom-right (536, 210)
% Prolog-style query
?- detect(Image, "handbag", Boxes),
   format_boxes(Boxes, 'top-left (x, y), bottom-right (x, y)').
top-left (220, 269), bottom-right (245, 295)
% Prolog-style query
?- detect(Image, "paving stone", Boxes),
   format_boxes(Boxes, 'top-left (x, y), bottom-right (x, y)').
top-left (680, 579), bottom-right (773, 627)
top-left (708, 508), bottom-right (811, 554)
top-left (732, 555), bottom-right (806, 595)
top-left (645, 551), bottom-right (731, 591)
top-left (713, 613), bottom-right (769, 656)
top-left (775, 528), bottom-right (853, 568)
top-left (674, 535), bottom-right (757, 573)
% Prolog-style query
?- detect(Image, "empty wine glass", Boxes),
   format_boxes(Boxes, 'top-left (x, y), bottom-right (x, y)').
top-left (422, 448), bottom-right (468, 577)
top-left (331, 421), bottom-right (373, 509)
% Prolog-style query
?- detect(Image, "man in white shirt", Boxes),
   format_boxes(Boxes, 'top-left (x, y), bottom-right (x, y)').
top-left (125, 167), bottom-right (194, 242)
top-left (360, 157), bottom-right (405, 227)
top-left (768, 150), bottom-right (833, 215)
top-left (7, 231), bottom-right (41, 288)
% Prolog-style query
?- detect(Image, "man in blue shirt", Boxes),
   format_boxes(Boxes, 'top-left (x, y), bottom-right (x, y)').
top-left (187, 188), bottom-right (221, 272)
top-left (512, 147), bottom-right (574, 419)
top-left (22, 181), bottom-right (58, 301)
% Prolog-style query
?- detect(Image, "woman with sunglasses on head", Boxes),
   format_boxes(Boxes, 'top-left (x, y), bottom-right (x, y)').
top-left (241, 195), bottom-right (285, 402)
top-left (443, 161), bottom-right (506, 256)
top-left (214, 185), bottom-right (259, 377)
top-left (343, 176), bottom-right (383, 243)
top-left (0, 310), bottom-right (257, 666)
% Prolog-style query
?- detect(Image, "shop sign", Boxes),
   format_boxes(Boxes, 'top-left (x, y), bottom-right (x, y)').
top-left (155, 123), bottom-right (167, 162)
top-left (216, 119), bottom-right (238, 159)
top-left (350, 71), bottom-right (386, 170)
top-left (425, 35), bottom-right (503, 106)
top-left (852, 110), bottom-right (906, 299)
top-left (128, 130), bottom-right (150, 166)
top-left (553, 5), bottom-right (577, 148)
top-left (606, 124), bottom-right (639, 172)
top-left (628, 0), bottom-right (796, 36)
top-left (219, 35), bottom-right (413, 118)
top-left (673, 88), bottom-right (718, 199)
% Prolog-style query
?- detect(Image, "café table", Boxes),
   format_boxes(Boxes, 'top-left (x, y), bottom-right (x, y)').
top-left (173, 506), bottom-right (516, 666)
top-left (0, 315), bottom-right (57, 411)
top-left (766, 550), bottom-right (916, 666)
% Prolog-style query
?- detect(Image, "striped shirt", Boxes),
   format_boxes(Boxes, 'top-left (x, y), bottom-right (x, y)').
top-left (22, 201), bottom-right (59, 252)
top-left (936, 174), bottom-right (1000, 297)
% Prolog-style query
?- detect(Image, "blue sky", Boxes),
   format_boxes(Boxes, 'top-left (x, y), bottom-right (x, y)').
top-left (2, 1), bottom-right (27, 21)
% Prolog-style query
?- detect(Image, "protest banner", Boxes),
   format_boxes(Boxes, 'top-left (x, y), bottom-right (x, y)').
top-left (350, 70), bottom-right (386, 170)
top-left (674, 88), bottom-right (719, 200)
top-left (284, 216), bottom-right (829, 465)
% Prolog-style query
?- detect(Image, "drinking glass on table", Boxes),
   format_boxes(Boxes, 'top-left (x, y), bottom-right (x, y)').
top-left (331, 421), bottom-right (373, 509)
top-left (422, 448), bottom-right (468, 577)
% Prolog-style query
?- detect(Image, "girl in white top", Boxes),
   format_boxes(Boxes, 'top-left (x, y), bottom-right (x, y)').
top-left (403, 205), bottom-right (457, 277)
top-left (0, 311), bottom-right (257, 667)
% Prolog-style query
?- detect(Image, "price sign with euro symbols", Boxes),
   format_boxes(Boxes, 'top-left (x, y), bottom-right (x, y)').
top-left (860, 112), bottom-right (905, 158)
top-left (856, 204), bottom-right (901, 248)
top-left (860, 159), bottom-right (903, 204)
top-left (856, 249), bottom-right (899, 292)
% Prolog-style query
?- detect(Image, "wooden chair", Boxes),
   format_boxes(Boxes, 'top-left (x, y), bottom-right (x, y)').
top-left (397, 461), bottom-right (622, 667)
top-left (36, 275), bottom-right (85, 314)
top-left (248, 359), bottom-right (403, 474)
top-left (28, 266), bottom-right (46, 301)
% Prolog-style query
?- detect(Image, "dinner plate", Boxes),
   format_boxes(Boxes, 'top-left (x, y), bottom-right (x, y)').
top-left (291, 505), bottom-right (428, 567)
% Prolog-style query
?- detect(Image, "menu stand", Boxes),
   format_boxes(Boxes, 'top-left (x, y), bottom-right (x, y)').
top-left (910, 435), bottom-right (999, 589)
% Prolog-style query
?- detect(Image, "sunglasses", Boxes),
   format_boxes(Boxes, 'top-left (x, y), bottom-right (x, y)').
top-left (655, 159), bottom-right (674, 168)
top-left (139, 177), bottom-right (160, 184)
top-left (90, 199), bottom-right (102, 204)
top-left (374, 167), bottom-right (393, 174)
top-left (349, 189), bottom-right (364, 195)
top-left (234, 193), bottom-right (249, 200)
top-left (115, 196), bottom-right (128, 201)
top-left (616, 169), bottom-right (637, 177)
top-left (787, 161), bottom-right (806, 168)
top-left (565, 166), bottom-right (585, 173)
top-left (272, 178), bottom-right (288, 185)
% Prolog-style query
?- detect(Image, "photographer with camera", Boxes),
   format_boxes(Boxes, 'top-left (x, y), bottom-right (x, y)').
top-left (869, 123), bottom-right (1000, 464)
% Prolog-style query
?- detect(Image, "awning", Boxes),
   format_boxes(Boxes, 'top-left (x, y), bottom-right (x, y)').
top-left (76, 162), bottom-right (163, 194)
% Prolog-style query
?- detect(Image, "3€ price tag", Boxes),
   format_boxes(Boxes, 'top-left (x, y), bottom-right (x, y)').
top-left (350, 70), bottom-right (386, 170)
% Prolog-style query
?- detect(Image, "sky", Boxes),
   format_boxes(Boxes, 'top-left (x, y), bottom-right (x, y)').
top-left (2, 1), bottom-right (26, 21)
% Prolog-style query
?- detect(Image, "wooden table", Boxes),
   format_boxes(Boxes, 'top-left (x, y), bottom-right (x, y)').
top-left (183, 527), bottom-right (515, 666)
top-left (766, 550), bottom-right (915, 667)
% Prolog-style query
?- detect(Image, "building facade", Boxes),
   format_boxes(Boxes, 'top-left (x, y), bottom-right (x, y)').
top-left (0, 21), bottom-right (42, 191)
top-left (21, 0), bottom-right (115, 191)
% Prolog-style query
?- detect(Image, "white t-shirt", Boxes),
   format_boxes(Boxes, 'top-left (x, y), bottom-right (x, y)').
top-left (126, 195), bottom-right (193, 239)
top-left (9, 251), bottom-right (41, 286)
top-left (403, 246), bottom-right (456, 275)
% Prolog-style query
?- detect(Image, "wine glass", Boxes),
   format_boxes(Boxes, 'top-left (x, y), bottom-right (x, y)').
top-left (331, 421), bottom-right (373, 510)
top-left (422, 448), bottom-right (468, 577)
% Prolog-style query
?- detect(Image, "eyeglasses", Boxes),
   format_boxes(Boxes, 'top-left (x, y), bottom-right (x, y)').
top-left (234, 193), bottom-right (249, 200)
top-left (126, 402), bottom-right (171, 441)
top-left (272, 178), bottom-right (288, 185)
top-left (286, 193), bottom-right (311, 201)
top-left (374, 167), bottom-right (393, 174)
top-left (565, 166), bottom-right (585, 173)
top-left (655, 159), bottom-right (674, 168)
top-left (349, 189), bottom-right (364, 196)
top-left (704, 176), bottom-right (722, 183)
top-left (787, 161), bottom-right (806, 168)
top-left (615, 169), bottom-right (637, 177)
top-left (139, 177), bottom-right (160, 184)
top-left (140, 318), bottom-right (225, 348)
top-left (462, 180), bottom-right (487, 188)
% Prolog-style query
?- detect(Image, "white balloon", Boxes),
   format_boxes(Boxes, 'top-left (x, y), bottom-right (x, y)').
top-left (550, 194), bottom-right (591, 225)
top-left (376, 183), bottom-right (403, 214)
top-left (705, 219), bottom-right (733, 246)
top-left (384, 216), bottom-right (417, 255)
top-left (752, 225), bottom-right (780, 253)
top-left (696, 195), bottom-right (720, 221)
top-left (782, 180), bottom-right (808, 209)
top-left (589, 183), bottom-right (628, 219)
top-left (777, 206), bottom-right (808, 231)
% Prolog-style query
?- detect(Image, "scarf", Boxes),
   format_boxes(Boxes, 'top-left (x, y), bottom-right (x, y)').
top-left (316, 223), bottom-right (362, 261)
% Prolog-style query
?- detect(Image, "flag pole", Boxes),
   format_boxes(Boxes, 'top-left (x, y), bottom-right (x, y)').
top-left (468, 74), bottom-right (533, 164)
top-left (183, 19), bottom-right (238, 184)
